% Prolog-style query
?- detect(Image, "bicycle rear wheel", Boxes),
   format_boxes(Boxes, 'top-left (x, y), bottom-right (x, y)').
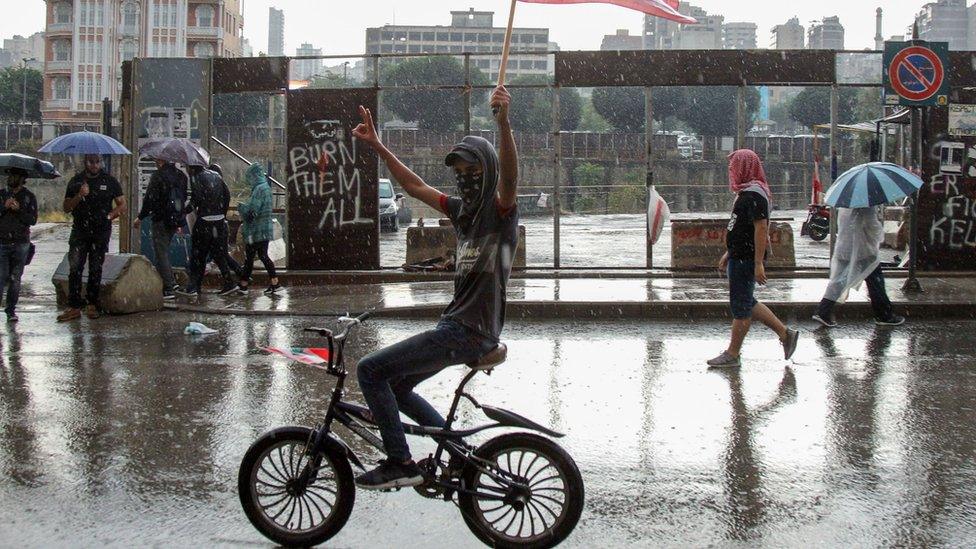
top-left (458, 433), bottom-right (584, 549)
top-left (238, 426), bottom-right (355, 547)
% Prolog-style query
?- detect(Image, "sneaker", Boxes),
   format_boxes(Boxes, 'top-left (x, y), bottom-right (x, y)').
top-left (172, 284), bottom-right (182, 292)
top-left (84, 305), bottom-right (100, 319)
top-left (355, 459), bottom-right (424, 490)
top-left (706, 351), bottom-right (741, 368)
top-left (6, 312), bottom-right (17, 323)
top-left (812, 314), bottom-right (837, 328)
top-left (782, 328), bottom-right (800, 360)
top-left (218, 284), bottom-right (239, 296)
top-left (177, 288), bottom-right (200, 297)
top-left (263, 283), bottom-right (282, 295)
top-left (876, 315), bottom-right (906, 326)
top-left (162, 291), bottom-right (176, 301)
top-left (235, 284), bottom-right (249, 295)
top-left (57, 308), bottom-right (82, 322)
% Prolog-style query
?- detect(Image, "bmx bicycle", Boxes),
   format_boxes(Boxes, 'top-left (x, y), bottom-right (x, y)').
top-left (238, 312), bottom-right (584, 548)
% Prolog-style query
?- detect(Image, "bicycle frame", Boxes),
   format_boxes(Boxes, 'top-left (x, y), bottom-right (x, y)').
top-left (297, 314), bottom-right (563, 501)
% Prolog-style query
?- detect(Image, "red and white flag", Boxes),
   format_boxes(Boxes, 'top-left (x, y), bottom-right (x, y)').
top-left (518, 0), bottom-right (696, 24)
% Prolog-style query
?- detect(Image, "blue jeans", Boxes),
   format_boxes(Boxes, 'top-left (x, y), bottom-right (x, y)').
top-left (728, 258), bottom-right (758, 320)
top-left (356, 318), bottom-right (497, 462)
top-left (0, 242), bottom-right (30, 315)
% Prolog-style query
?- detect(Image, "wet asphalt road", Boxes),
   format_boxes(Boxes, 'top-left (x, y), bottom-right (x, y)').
top-left (1, 312), bottom-right (975, 547)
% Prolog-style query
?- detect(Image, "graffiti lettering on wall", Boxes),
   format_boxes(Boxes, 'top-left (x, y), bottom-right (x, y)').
top-left (929, 173), bottom-right (976, 249)
top-left (288, 119), bottom-right (373, 230)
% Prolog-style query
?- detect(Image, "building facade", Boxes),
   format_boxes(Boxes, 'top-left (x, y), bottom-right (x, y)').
top-left (916, 0), bottom-right (967, 50)
top-left (292, 42), bottom-right (323, 81)
top-left (0, 33), bottom-right (46, 70)
top-left (268, 6), bottom-right (283, 56)
top-left (42, 0), bottom-right (243, 133)
top-left (601, 29), bottom-right (642, 51)
top-left (364, 9), bottom-right (551, 80)
top-left (723, 22), bottom-right (757, 50)
top-left (644, 2), bottom-right (722, 50)
top-left (771, 17), bottom-right (805, 49)
top-left (807, 16), bottom-right (844, 50)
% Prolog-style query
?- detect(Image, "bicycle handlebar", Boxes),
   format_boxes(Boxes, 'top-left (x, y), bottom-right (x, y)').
top-left (333, 311), bottom-right (373, 341)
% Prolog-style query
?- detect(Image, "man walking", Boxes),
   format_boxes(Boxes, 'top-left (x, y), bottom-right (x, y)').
top-left (0, 168), bottom-right (37, 323)
top-left (134, 158), bottom-right (187, 300)
top-left (58, 155), bottom-right (126, 322)
top-left (182, 164), bottom-right (236, 296)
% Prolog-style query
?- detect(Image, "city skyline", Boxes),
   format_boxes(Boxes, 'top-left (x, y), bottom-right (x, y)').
top-left (0, 2), bottom-right (929, 58)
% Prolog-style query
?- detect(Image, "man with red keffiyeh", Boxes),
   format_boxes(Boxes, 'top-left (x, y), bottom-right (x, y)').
top-left (708, 149), bottom-right (800, 369)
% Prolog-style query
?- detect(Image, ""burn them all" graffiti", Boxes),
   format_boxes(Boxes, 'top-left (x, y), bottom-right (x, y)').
top-left (288, 119), bottom-right (373, 230)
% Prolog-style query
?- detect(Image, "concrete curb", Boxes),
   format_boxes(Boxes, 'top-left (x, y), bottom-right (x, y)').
top-left (167, 300), bottom-right (976, 321)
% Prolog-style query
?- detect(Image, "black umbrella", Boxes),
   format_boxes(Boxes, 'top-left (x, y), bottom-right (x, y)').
top-left (0, 153), bottom-right (60, 179)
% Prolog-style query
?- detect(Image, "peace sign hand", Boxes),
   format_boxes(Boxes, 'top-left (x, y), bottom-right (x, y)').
top-left (352, 106), bottom-right (381, 148)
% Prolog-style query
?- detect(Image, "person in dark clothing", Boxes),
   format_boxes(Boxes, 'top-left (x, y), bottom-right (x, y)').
top-left (134, 158), bottom-right (188, 300)
top-left (58, 155), bottom-right (127, 322)
top-left (182, 165), bottom-right (236, 296)
top-left (349, 86), bottom-right (518, 490)
top-left (0, 168), bottom-right (38, 322)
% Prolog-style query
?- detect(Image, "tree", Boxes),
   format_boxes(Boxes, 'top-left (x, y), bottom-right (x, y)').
top-left (0, 67), bottom-right (42, 122)
top-left (381, 56), bottom-right (489, 132)
top-left (212, 92), bottom-right (270, 126)
top-left (507, 75), bottom-right (582, 132)
top-left (577, 99), bottom-right (610, 132)
top-left (677, 86), bottom-right (760, 138)
top-left (789, 87), bottom-right (858, 131)
top-left (591, 87), bottom-right (645, 132)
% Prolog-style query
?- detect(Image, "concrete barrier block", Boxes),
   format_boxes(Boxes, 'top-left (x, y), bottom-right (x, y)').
top-left (52, 253), bottom-right (164, 313)
top-left (405, 222), bottom-right (526, 268)
top-left (671, 219), bottom-right (795, 270)
top-left (883, 220), bottom-right (908, 250)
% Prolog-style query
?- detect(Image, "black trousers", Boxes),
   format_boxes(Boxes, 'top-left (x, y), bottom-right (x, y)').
top-left (68, 229), bottom-right (110, 308)
top-left (817, 266), bottom-right (893, 321)
top-left (188, 219), bottom-right (234, 291)
top-left (241, 241), bottom-right (277, 281)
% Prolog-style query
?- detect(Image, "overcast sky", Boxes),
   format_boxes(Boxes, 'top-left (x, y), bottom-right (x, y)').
top-left (3, 1), bottom-right (924, 56)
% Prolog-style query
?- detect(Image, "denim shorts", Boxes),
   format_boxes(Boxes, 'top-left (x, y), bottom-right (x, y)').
top-left (727, 258), bottom-right (758, 319)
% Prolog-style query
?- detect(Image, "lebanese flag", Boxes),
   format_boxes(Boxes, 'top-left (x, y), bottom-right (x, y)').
top-left (811, 160), bottom-right (823, 205)
top-left (518, 0), bottom-right (696, 23)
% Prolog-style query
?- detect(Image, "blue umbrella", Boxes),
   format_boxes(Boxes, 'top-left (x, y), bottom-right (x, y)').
top-left (0, 153), bottom-right (60, 179)
top-left (824, 162), bottom-right (924, 209)
top-left (38, 130), bottom-right (131, 155)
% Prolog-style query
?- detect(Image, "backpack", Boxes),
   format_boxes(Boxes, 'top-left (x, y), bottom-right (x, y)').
top-left (162, 177), bottom-right (186, 229)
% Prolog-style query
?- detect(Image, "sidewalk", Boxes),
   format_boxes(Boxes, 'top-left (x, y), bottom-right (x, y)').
top-left (169, 275), bottom-right (976, 321)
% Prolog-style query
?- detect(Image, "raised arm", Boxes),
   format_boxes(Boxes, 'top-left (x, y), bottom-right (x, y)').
top-left (491, 86), bottom-right (517, 210)
top-left (352, 106), bottom-right (444, 213)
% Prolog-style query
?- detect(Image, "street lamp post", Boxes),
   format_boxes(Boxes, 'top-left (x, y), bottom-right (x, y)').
top-left (21, 57), bottom-right (36, 123)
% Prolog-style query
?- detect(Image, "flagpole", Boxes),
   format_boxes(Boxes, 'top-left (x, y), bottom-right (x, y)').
top-left (498, 0), bottom-right (518, 86)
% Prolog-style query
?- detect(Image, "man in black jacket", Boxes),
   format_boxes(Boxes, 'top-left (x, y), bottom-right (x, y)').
top-left (58, 155), bottom-right (127, 322)
top-left (182, 165), bottom-right (236, 296)
top-left (134, 158), bottom-right (187, 300)
top-left (0, 168), bottom-right (38, 323)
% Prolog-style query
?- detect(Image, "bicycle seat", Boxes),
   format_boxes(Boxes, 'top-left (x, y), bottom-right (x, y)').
top-left (467, 343), bottom-right (507, 371)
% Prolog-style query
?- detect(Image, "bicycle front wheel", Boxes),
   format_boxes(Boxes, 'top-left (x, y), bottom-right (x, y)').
top-left (238, 426), bottom-right (355, 547)
top-left (458, 432), bottom-right (584, 549)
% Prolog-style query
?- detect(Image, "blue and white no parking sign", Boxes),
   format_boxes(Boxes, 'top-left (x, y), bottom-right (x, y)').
top-left (883, 41), bottom-right (951, 107)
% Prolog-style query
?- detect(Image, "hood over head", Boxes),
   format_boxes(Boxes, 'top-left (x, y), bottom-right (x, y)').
top-left (244, 162), bottom-right (268, 189)
top-left (444, 135), bottom-right (499, 233)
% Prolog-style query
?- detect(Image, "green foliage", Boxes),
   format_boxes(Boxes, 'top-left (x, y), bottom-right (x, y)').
top-left (607, 185), bottom-right (645, 214)
top-left (677, 87), bottom-right (760, 137)
top-left (572, 162), bottom-right (604, 187)
top-left (591, 87), bottom-right (645, 132)
top-left (212, 93), bottom-right (269, 126)
top-left (309, 73), bottom-right (361, 89)
top-left (0, 67), bottom-right (42, 122)
top-left (577, 99), bottom-right (611, 132)
top-left (788, 87), bottom-right (858, 130)
top-left (381, 57), bottom-right (490, 132)
top-left (507, 75), bottom-right (582, 132)
top-left (573, 194), bottom-right (599, 213)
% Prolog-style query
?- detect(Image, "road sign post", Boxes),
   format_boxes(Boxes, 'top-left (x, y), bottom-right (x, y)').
top-left (883, 40), bottom-right (950, 107)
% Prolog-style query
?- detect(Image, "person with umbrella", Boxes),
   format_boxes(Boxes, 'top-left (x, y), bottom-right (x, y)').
top-left (133, 157), bottom-right (188, 300)
top-left (57, 154), bottom-right (127, 322)
top-left (0, 167), bottom-right (38, 323)
top-left (182, 163), bottom-right (238, 296)
top-left (813, 162), bottom-right (916, 327)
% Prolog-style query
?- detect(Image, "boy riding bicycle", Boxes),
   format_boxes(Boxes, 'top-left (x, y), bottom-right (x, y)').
top-left (350, 86), bottom-right (519, 490)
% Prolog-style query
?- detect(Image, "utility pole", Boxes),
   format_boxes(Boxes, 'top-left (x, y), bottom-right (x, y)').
top-left (21, 57), bottom-right (35, 123)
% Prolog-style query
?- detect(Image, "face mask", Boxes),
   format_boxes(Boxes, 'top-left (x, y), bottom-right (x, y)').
top-left (455, 171), bottom-right (484, 208)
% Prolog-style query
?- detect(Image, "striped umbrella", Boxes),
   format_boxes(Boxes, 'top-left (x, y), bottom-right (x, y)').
top-left (824, 162), bottom-right (924, 209)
